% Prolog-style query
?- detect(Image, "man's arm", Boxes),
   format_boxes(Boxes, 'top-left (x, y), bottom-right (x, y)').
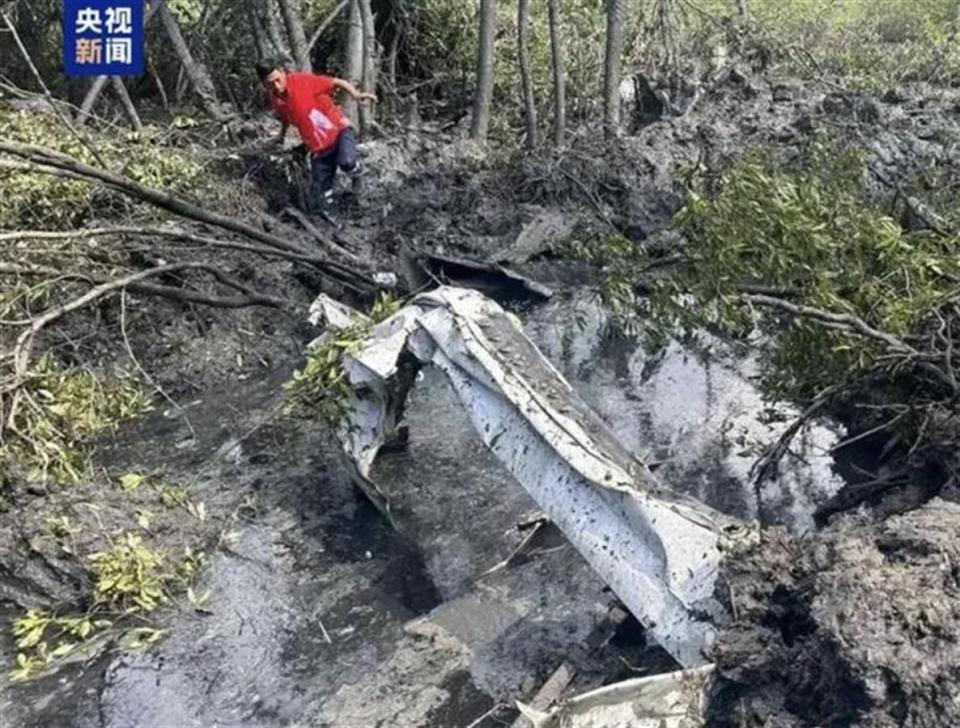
top-left (276, 121), bottom-right (289, 144)
top-left (332, 78), bottom-right (377, 104)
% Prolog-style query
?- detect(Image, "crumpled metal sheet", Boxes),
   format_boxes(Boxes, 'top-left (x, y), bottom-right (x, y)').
top-left (313, 286), bottom-right (756, 668)
top-left (516, 665), bottom-right (715, 728)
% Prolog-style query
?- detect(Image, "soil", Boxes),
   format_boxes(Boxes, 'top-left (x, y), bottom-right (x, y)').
top-left (710, 499), bottom-right (960, 727)
top-left (3, 68), bottom-right (960, 726)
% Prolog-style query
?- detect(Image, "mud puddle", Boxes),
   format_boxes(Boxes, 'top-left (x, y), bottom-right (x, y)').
top-left (3, 286), bottom-right (854, 728)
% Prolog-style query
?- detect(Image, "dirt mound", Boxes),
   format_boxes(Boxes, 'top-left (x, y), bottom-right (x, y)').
top-left (710, 498), bottom-right (960, 727)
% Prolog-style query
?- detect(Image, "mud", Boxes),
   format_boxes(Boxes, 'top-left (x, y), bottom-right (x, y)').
top-left (3, 69), bottom-right (960, 726)
top-left (710, 499), bottom-right (960, 727)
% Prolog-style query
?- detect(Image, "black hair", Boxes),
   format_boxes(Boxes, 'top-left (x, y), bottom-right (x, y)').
top-left (255, 57), bottom-right (288, 80)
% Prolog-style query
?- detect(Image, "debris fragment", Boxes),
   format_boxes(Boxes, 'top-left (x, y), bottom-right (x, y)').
top-left (315, 286), bottom-right (757, 667)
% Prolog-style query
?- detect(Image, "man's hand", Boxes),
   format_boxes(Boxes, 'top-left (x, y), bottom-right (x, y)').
top-left (333, 78), bottom-right (377, 105)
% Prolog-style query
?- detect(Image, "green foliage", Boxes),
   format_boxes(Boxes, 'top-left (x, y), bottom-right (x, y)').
top-left (0, 110), bottom-right (203, 230)
top-left (668, 137), bottom-right (959, 397)
top-left (284, 294), bottom-right (401, 425)
top-left (9, 609), bottom-right (108, 682)
top-left (573, 136), bottom-right (960, 404)
top-left (89, 533), bottom-right (170, 611)
top-left (9, 529), bottom-right (198, 681)
top-left (693, 0), bottom-right (960, 89)
top-left (0, 356), bottom-right (151, 485)
top-left (560, 233), bottom-right (648, 337)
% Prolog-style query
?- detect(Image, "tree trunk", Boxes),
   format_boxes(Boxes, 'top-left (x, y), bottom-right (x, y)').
top-left (386, 26), bottom-right (400, 118)
top-left (734, 0), bottom-right (750, 20)
top-left (470, 0), bottom-right (496, 142)
top-left (656, 0), bottom-right (678, 74)
top-left (277, 0), bottom-right (310, 70)
top-left (358, 0), bottom-right (377, 133)
top-left (547, 0), bottom-right (566, 147)
top-left (343, 0), bottom-right (363, 125)
top-left (148, 54), bottom-right (171, 112)
top-left (603, 0), bottom-right (626, 138)
top-left (76, 77), bottom-right (111, 126)
top-left (111, 77), bottom-right (143, 133)
top-left (263, 0), bottom-right (289, 57)
top-left (157, 0), bottom-right (227, 120)
top-left (245, 0), bottom-right (268, 59)
top-left (307, 0), bottom-right (348, 54)
top-left (76, 0), bottom-right (162, 126)
top-left (517, 0), bottom-right (537, 148)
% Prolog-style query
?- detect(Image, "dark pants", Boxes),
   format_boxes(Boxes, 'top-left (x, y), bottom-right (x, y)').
top-left (310, 129), bottom-right (358, 201)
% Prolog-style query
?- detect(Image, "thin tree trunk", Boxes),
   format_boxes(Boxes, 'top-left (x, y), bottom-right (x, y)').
top-left (76, 77), bottom-right (111, 126)
top-left (343, 0), bottom-right (363, 124)
top-left (157, 0), bottom-right (227, 120)
top-left (263, 0), bottom-right (289, 57)
top-left (470, 0), bottom-right (496, 142)
top-left (111, 77), bottom-right (144, 133)
top-left (603, 0), bottom-right (626, 138)
top-left (307, 0), bottom-right (348, 53)
top-left (734, 0), bottom-right (750, 20)
top-left (277, 0), bottom-right (310, 69)
top-left (358, 0), bottom-right (377, 133)
top-left (245, 0), bottom-right (268, 59)
top-left (76, 0), bottom-right (162, 126)
top-left (517, 0), bottom-right (537, 148)
top-left (386, 26), bottom-right (400, 118)
top-left (547, 0), bottom-right (566, 147)
top-left (148, 54), bottom-right (171, 112)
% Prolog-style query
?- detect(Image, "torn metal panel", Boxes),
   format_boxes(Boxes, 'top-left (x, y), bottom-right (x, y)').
top-left (314, 286), bottom-right (756, 667)
top-left (406, 250), bottom-right (554, 300)
top-left (516, 665), bottom-right (715, 728)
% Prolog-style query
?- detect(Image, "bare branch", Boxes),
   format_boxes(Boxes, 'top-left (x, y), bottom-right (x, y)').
top-left (0, 140), bottom-right (374, 293)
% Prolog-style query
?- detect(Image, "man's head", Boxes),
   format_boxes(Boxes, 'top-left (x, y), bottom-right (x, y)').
top-left (256, 57), bottom-right (288, 96)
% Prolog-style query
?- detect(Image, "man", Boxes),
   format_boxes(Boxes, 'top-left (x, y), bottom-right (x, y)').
top-left (256, 57), bottom-right (377, 221)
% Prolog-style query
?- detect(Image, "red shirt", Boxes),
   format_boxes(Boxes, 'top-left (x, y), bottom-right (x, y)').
top-left (270, 73), bottom-right (351, 154)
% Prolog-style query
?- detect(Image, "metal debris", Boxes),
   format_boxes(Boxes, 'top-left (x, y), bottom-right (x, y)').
top-left (312, 286), bottom-right (757, 667)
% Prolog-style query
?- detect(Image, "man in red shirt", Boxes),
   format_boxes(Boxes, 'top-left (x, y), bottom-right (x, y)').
top-left (256, 58), bottom-right (377, 221)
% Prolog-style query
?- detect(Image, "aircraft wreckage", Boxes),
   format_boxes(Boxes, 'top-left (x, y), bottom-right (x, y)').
top-left (310, 286), bottom-right (759, 722)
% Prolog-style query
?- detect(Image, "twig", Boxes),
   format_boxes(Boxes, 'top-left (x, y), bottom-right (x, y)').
top-left (828, 411), bottom-right (907, 454)
top-left (466, 703), bottom-right (511, 728)
top-left (0, 226), bottom-right (320, 266)
top-left (317, 617), bottom-right (332, 644)
top-left (750, 385), bottom-right (840, 488)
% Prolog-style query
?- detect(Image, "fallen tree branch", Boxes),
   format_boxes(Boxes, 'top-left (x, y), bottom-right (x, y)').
top-left (743, 292), bottom-right (959, 393)
top-left (0, 140), bottom-right (374, 293)
top-left (2, 263), bottom-right (287, 432)
top-left (0, 225), bottom-right (321, 267)
top-left (749, 385), bottom-right (841, 490)
top-left (742, 293), bottom-right (916, 354)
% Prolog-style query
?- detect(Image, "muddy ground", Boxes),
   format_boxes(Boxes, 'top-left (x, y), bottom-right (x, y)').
top-left (3, 68), bottom-right (960, 726)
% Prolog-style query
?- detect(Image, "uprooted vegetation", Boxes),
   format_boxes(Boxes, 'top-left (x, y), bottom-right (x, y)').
top-left (569, 132), bottom-right (960, 516)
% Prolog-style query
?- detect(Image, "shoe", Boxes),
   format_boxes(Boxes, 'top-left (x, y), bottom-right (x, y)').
top-left (315, 192), bottom-right (340, 228)
top-left (348, 162), bottom-right (366, 196)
